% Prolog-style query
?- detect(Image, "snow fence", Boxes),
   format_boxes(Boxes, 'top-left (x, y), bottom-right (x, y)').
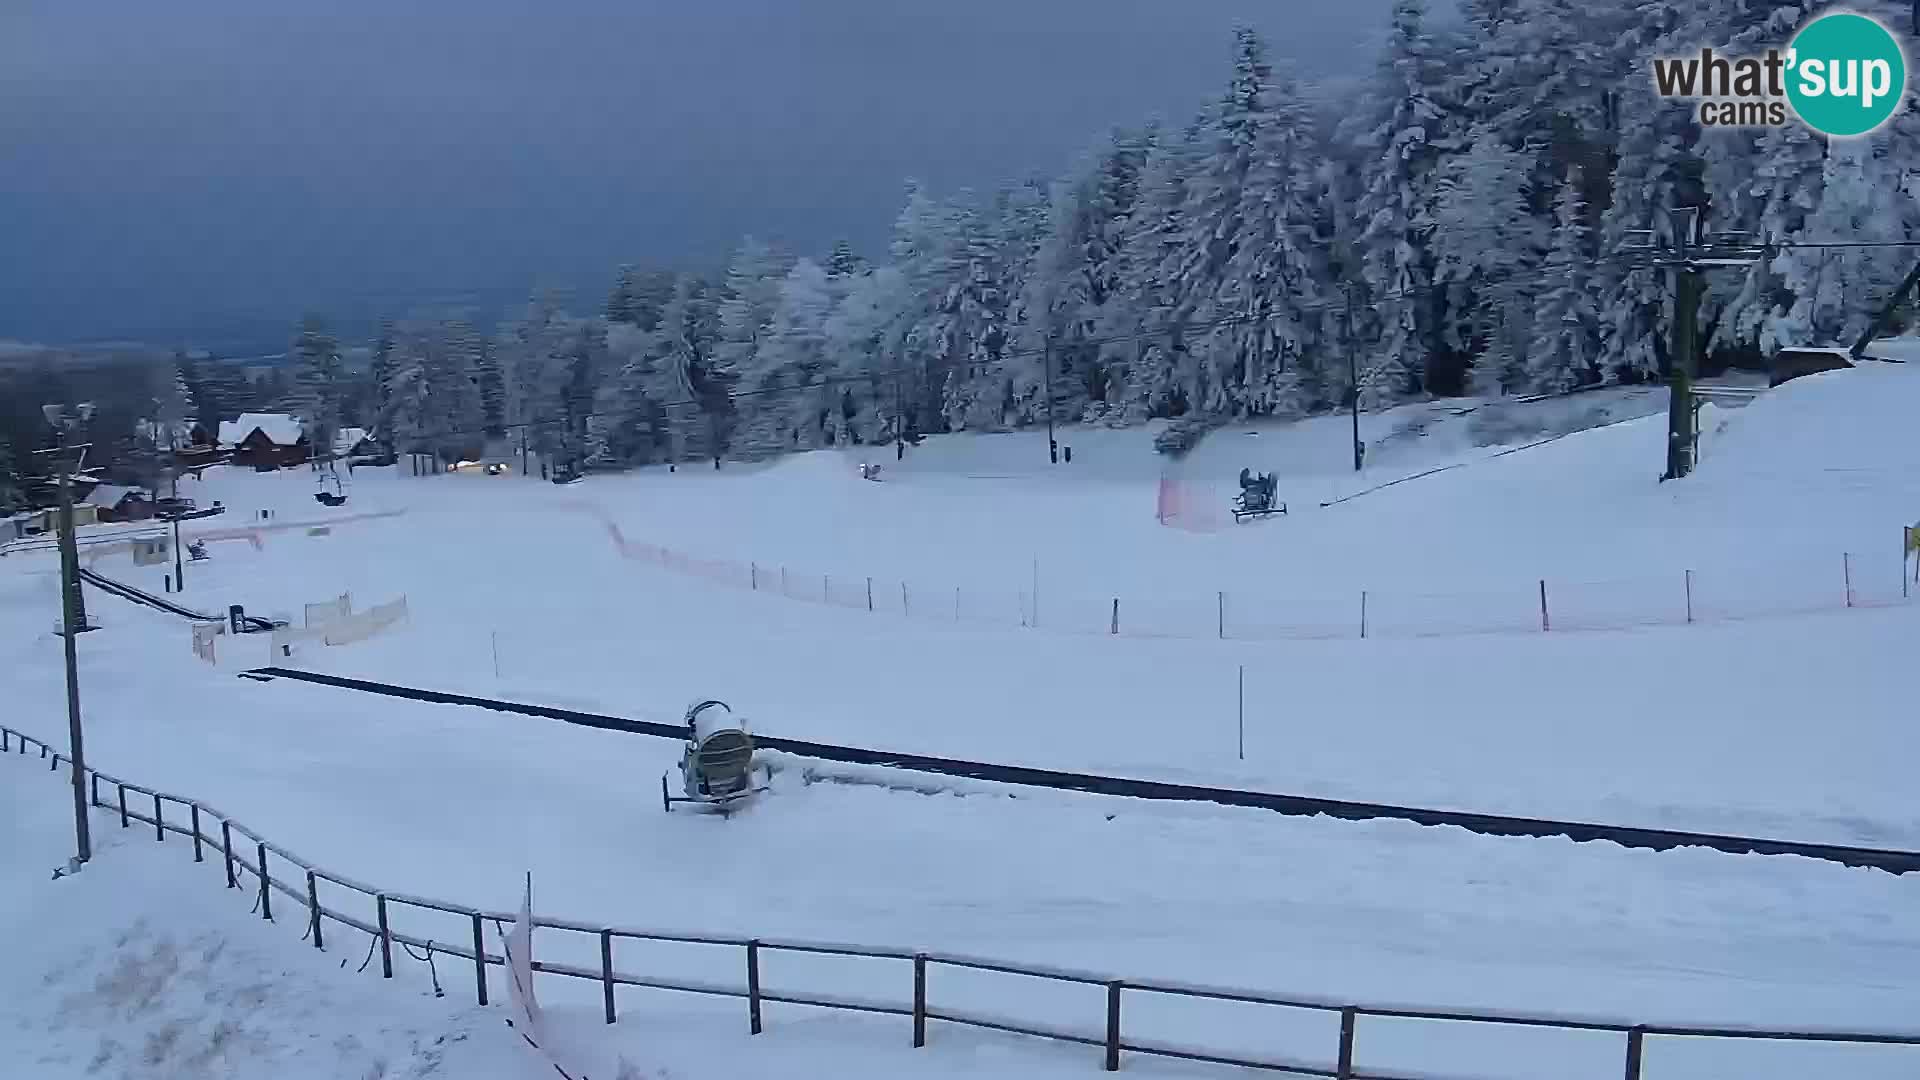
top-left (585, 497), bottom-right (1919, 643)
top-left (2, 721), bottom-right (1918, 1080)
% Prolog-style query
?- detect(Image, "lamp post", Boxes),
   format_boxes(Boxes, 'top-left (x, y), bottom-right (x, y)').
top-left (40, 402), bottom-right (95, 870)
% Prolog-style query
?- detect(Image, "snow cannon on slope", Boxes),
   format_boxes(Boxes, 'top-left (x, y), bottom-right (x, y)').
top-left (662, 699), bottom-right (770, 815)
top-left (1232, 467), bottom-right (1286, 523)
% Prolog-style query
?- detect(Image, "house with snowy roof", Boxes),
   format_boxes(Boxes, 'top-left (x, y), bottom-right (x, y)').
top-left (218, 413), bottom-right (310, 470)
top-left (82, 484), bottom-right (153, 523)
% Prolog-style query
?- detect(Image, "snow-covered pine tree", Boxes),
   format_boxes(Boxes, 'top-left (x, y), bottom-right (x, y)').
top-left (383, 323), bottom-right (432, 459)
top-left (0, 438), bottom-right (22, 513)
top-left (368, 318), bottom-right (397, 434)
top-left (737, 258), bottom-right (838, 456)
top-left (887, 182), bottom-right (972, 440)
top-left (1528, 171), bottom-right (1600, 393)
top-left (1712, 120), bottom-right (1825, 354)
top-left (1109, 121), bottom-right (1203, 422)
top-left (606, 266), bottom-right (640, 325)
top-left (1429, 140), bottom-right (1545, 395)
top-left (1765, 135), bottom-right (1920, 351)
top-left (823, 265), bottom-right (910, 447)
top-left (1351, 0), bottom-right (1450, 402)
top-left (1219, 49), bottom-right (1328, 419)
top-left (285, 315), bottom-right (344, 460)
top-left (152, 358), bottom-right (196, 450)
top-left (1593, 0), bottom-right (1698, 383)
top-left (826, 240), bottom-right (869, 281)
top-left (710, 239), bottom-right (791, 455)
top-left (649, 274), bottom-right (723, 462)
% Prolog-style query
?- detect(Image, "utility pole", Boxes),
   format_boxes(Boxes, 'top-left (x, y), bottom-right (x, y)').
top-left (1344, 284), bottom-right (1362, 472)
top-left (37, 403), bottom-right (96, 871)
top-left (1619, 207), bottom-right (1767, 482)
top-left (169, 465), bottom-right (185, 590)
top-left (1043, 332), bottom-right (1058, 464)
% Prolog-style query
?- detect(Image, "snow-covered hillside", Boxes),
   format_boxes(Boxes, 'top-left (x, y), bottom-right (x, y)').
top-left (4, 363), bottom-right (1918, 1079)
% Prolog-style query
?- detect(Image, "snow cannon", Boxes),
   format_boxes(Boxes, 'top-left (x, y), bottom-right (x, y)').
top-left (663, 699), bottom-right (770, 815)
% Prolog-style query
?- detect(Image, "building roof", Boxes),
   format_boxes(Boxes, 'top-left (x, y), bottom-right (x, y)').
top-left (82, 484), bottom-right (140, 509)
top-left (218, 413), bottom-right (306, 447)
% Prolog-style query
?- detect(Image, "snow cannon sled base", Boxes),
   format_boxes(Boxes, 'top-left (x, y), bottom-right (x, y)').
top-left (662, 699), bottom-right (771, 816)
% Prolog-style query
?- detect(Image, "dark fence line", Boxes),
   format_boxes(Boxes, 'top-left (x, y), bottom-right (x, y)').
top-left (249, 667), bottom-right (1920, 875)
top-left (5, 722), bottom-right (1919, 1080)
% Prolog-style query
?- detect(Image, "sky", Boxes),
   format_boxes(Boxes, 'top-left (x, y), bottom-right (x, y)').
top-left (1, 0), bottom-right (1399, 352)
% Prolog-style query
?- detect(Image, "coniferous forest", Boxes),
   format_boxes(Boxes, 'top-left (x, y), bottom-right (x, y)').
top-left (9, 0), bottom-right (1918, 479)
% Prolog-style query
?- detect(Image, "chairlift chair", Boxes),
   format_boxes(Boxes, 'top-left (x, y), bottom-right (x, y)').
top-left (313, 469), bottom-right (349, 507)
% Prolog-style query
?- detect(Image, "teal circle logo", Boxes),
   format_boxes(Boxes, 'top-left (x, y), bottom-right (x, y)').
top-left (1785, 12), bottom-right (1907, 136)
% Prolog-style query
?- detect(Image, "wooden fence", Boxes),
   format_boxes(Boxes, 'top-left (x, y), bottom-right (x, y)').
top-left (4, 722), bottom-right (1918, 1080)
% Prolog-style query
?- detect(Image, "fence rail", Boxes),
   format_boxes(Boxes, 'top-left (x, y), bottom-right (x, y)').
top-left (5, 722), bottom-right (1917, 1080)
top-left (581, 502), bottom-right (1918, 644)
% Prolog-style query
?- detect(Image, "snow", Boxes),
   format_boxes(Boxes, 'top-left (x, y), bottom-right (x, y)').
top-left (218, 414), bottom-right (305, 448)
top-left (81, 484), bottom-right (137, 510)
top-left (1862, 335), bottom-right (1920, 363)
top-left (5, 362), bottom-right (1920, 1078)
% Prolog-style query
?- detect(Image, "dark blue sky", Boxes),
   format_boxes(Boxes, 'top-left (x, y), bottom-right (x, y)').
top-left (1, 0), bottom-right (1396, 351)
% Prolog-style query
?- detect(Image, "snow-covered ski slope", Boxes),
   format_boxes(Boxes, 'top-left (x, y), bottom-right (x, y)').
top-left (3, 366), bottom-right (1918, 1079)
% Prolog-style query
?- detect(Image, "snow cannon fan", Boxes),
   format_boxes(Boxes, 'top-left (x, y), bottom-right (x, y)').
top-left (663, 699), bottom-right (770, 815)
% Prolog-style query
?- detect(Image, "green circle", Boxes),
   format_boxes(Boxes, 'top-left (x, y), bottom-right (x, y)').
top-left (1785, 12), bottom-right (1907, 137)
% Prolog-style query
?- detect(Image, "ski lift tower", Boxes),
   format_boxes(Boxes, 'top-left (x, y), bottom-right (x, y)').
top-left (1618, 207), bottom-right (1769, 481)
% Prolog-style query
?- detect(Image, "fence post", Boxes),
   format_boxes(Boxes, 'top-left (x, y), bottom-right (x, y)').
top-left (1104, 981), bottom-right (1123, 1071)
top-left (257, 842), bottom-right (273, 921)
top-left (1360, 590), bottom-right (1368, 639)
top-left (1685, 569), bottom-right (1694, 624)
top-left (377, 895), bottom-right (393, 978)
top-left (153, 793), bottom-right (164, 841)
top-left (190, 805), bottom-right (203, 862)
top-left (750, 562), bottom-right (758, 591)
top-left (90, 773), bottom-right (100, 808)
top-left (824, 574), bottom-right (831, 604)
top-left (222, 822), bottom-right (236, 888)
top-left (470, 913), bottom-right (488, 1006)
top-left (600, 930), bottom-right (616, 1023)
top-left (1624, 1027), bottom-right (1645, 1080)
top-left (117, 784), bottom-right (129, 828)
top-left (1337, 1007), bottom-right (1357, 1080)
top-left (955, 585), bottom-right (961, 622)
top-left (306, 871), bottom-right (324, 949)
top-left (747, 940), bottom-right (763, 1035)
top-left (867, 577), bottom-right (874, 612)
top-left (902, 581), bottom-right (910, 615)
top-left (1110, 598), bottom-right (1120, 636)
top-left (912, 954), bottom-right (928, 1048)
top-left (780, 566), bottom-right (789, 595)
top-left (1217, 591), bottom-right (1225, 639)
top-left (1843, 552), bottom-right (1854, 608)
top-left (1, 728), bottom-right (7, 752)
top-left (1539, 579), bottom-right (1550, 631)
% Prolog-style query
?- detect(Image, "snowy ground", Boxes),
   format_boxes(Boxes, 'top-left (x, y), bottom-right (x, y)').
top-left (4, 370), bottom-right (1920, 1078)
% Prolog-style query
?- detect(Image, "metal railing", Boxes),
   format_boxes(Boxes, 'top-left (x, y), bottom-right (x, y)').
top-left (5, 722), bottom-right (1918, 1080)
